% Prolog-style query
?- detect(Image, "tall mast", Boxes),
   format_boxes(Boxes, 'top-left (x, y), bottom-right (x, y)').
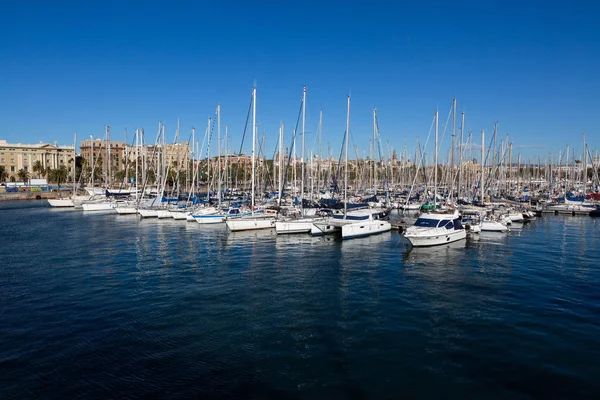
top-left (434, 110), bottom-right (438, 209)
top-left (105, 125), bottom-right (110, 188)
top-left (191, 127), bottom-right (195, 197)
top-left (583, 133), bottom-right (587, 189)
top-left (451, 98), bottom-right (456, 199)
top-left (373, 108), bottom-right (377, 192)
top-left (206, 117), bottom-right (211, 203)
top-left (458, 111), bottom-right (464, 199)
top-left (481, 129), bottom-right (485, 203)
top-left (301, 86), bottom-right (306, 214)
top-left (318, 110), bottom-right (323, 195)
top-left (251, 85), bottom-right (256, 213)
top-left (278, 122), bottom-right (284, 206)
top-left (135, 129), bottom-right (139, 201)
top-left (344, 96), bottom-right (350, 217)
top-left (73, 132), bottom-right (76, 193)
top-left (217, 103), bottom-right (221, 208)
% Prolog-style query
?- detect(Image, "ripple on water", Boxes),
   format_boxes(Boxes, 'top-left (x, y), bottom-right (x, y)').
top-left (1, 207), bottom-right (599, 398)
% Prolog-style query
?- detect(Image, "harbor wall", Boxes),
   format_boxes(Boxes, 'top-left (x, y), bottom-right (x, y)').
top-left (0, 191), bottom-right (67, 201)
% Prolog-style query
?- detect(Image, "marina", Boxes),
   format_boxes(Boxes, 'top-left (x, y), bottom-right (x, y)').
top-left (1, 200), bottom-right (599, 398)
top-left (3, 1), bottom-right (600, 398)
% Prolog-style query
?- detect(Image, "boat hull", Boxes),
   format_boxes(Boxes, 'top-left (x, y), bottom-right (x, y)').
top-left (138, 209), bottom-right (159, 218)
top-left (275, 219), bottom-right (316, 235)
top-left (114, 206), bottom-right (138, 215)
top-left (404, 228), bottom-right (466, 247)
top-left (48, 199), bottom-right (74, 207)
top-left (226, 218), bottom-right (275, 232)
top-left (311, 222), bottom-right (340, 236)
top-left (341, 220), bottom-right (391, 239)
top-left (82, 202), bottom-right (115, 212)
top-left (480, 221), bottom-right (508, 232)
top-left (196, 215), bottom-right (225, 224)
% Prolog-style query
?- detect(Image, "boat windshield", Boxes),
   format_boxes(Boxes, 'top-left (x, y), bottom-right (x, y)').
top-left (413, 218), bottom-right (439, 228)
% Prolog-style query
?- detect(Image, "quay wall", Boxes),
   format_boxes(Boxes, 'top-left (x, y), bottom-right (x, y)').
top-left (0, 191), bottom-right (66, 202)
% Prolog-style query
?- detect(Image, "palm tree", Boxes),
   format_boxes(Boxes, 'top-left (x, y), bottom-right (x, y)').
top-left (32, 160), bottom-right (44, 178)
top-left (17, 169), bottom-right (30, 185)
top-left (47, 165), bottom-right (68, 191)
top-left (0, 166), bottom-right (7, 182)
top-left (17, 168), bottom-right (29, 188)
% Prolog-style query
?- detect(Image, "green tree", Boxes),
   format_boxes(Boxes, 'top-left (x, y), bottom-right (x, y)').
top-left (17, 169), bottom-right (30, 184)
top-left (0, 165), bottom-right (7, 182)
top-left (114, 169), bottom-right (126, 184)
top-left (48, 166), bottom-right (69, 189)
top-left (32, 160), bottom-right (44, 178)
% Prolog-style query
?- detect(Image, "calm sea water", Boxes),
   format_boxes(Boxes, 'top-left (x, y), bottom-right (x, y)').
top-left (1, 201), bottom-right (599, 399)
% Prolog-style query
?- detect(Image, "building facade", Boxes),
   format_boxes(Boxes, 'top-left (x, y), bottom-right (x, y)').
top-left (0, 139), bottom-right (75, 181)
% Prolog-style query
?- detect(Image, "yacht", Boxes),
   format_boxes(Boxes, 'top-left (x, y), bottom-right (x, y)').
top-left (403, 209), bottom-right (466, 247)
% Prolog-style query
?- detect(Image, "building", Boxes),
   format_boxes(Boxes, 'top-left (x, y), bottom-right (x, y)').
top-left (80, 138), bottom-right (127, 185)
top-left (0, 139), bottom-right (75, 181)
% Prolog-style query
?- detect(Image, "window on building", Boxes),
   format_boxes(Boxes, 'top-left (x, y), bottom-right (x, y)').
top-left (10, 166), bottom-right (15, 172)
top-left (10, 159), bottom-right (15, 164)
top-left (24, 166), bottom-right (28, 171)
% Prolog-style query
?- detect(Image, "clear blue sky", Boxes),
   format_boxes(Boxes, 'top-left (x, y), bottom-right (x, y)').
top-left (2, 0), bottom-right (599, 163)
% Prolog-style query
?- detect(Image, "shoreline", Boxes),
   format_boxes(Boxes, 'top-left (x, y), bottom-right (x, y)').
top-left (0, 192), bottom-right (66, 202)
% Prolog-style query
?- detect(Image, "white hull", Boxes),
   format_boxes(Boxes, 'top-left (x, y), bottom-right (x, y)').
top-left (311, 222), bottom-right (341, 236)
top-left (275, 219), bottom-right (319, 235)
top-left (508, 213), bottom-right (524, 222)
top-left (114, 206), bottom-right (138, 215)
top-left (48, 198), bottom-right (74, 207)
top-left (138, 209), bottom-right (159, 218)
top-left (226, 218), bottom-right (275, 232)
top-left (404, 228), bottom-right (466, 247)
top-left (171, 211), bottom-right (190, 220)
top-left (157, 209), bottom-right (173, 219)
top-left (480, 220), bottom-right (508, 232)
top-left (196, 215), bottom-right (225, 224)
top-left (82, 202), bottom-right (115, 212)
top-left (341, 220), bottom-right (391, 239)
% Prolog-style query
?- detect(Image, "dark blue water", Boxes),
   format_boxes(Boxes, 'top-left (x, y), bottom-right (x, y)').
top-left (1, 201), bottom-right (599, 399)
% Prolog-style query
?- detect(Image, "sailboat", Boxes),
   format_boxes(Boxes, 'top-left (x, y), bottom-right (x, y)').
top-left (310, 96), bottom-right (391, 239)
top-left (48, 133), bottom-right (78, 208)
top-left (226, 85), bottom-right (276, 232)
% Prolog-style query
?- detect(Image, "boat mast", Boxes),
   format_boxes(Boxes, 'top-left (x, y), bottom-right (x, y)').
top-left (278, 122), bottom-right (284, 206)
top-left (481, 129), bottom-right (485, 203)
top-left (251, 85), bottom-right (256, 214)
top-left (205, 117), bottom-right (211, 203)
top-left (135, 128), bottom-right (139, 201)
top-left (105, 125), bottom-right (110, 189)
top-left (217, 103), bottom-right (221, 208)
top-left (434, 109), bottom-right (438, 209)
top-left (318, 110), bottom-right (322, 196)
top-left (73, 132), bottom-right (76, 195)
top-left (301, 86), bottom-right (306, 215)
top-left (373, 108), bottom-right (377, 192)
top-left (458, 111), bottom-right (465, 200)
top-left (451, 98), bottom-right (456, 201)
top-left (344, 96), bottom-right (350, 218)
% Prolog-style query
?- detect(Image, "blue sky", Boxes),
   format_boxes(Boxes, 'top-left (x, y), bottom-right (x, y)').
top-left (1, 0), bottom-right (598, 163)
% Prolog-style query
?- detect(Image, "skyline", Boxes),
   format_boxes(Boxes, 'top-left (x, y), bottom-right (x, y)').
top-left (2, 1), bottom-right (599, 163)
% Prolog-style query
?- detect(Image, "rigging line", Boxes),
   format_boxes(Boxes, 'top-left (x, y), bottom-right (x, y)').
top-left (280, 96), bottom-right (304, 199)
top-left (237, 91), bottom-right (254, 156)
top-left (404, 114), bottom-right (435, 207)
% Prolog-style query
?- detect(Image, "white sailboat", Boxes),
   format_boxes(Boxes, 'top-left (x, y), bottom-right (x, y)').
top-left (310, 96), bottom-right (391, 239)
top-left (226, 85), bottom-right (276, 232)
top-left (48, 133), bottom-right (77, 208)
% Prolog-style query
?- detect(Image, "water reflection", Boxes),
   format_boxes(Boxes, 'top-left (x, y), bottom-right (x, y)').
top-left (402, 239), bottom-right (466, 268)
